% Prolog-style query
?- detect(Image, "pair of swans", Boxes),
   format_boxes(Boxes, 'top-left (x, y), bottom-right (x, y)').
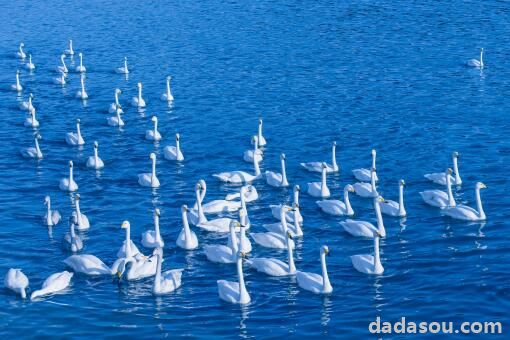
top-left (425, 152), bottom-right (462, 186)
top-left (115, 57), bottom-right (129, 74)
top-left (25, 54), bottom-right (35, 71)
top-left (270, 185), bottom-right (303, 224)
top-left (213, 149), bottom-right (262, 184)
top-left (145, 116), bottom-right (162, 141)
top-left (266, 153), bottom-right (289, 187)
top-left (11, 70), bottom-right (22, 92)
top-left (161, 76), bottom-right (174, 101)
top-left (420, 168), bottom-right (456, 208)
top-left (204, 221), bottom-right (251, 263)
top-left (59, 161), bottom-right (78, 191)
top-left (307, 163), bottom-right (330, 198)
top-left (217, 251), bottom-right (250, 304)
top-left (21, 134), bottom-right (43, 159)
top-left (132, 82), bottom-right (146, 108)
top-left (244, 136), bottom-right (263, 163)
top-left (467, 48), bottom-right (484, 68)
top-left (341, 196), bottom-right (386, 238)
top-left (177, 205), bottom-right (199, 250)
top-left (24, 110), bottom-right (39, 128)
top-left (142, 209), bottom-right (165, 249)
top-left (301, 141), bottom-right (338, 173)
top-left (353, 167), bottom-right (378, 198)
top-left (164, 133), bottom-right (184, 161)
top-left (66, 119), bottom-right (85, 145)
top-left (75, 74), bottom-right (88, 99)
top-left (317, 184), bottom-right (355, 216)
top-left (138, 153), bottom-right (160, 188)
top-left (247, 230), bottom-right (296, 277)
top-left (16, 43), bottom-right (26, 59)
top-left (44, 196), bottom-right (61, 226)
top-left (86, 141), bottom-right (104, 169)
top-left (72, 194), bottom-right (90, 231)
top-left (4, 268), bottom-right (73, 300)
top-left (443, 182), bottom-right (487, 221)
top-left (296, 245), bottom-right (332, 294)
top-left (263, 203), bottom-right (303, 237)
top-left (75, 53), bottom-right (86, 73)
top-left (64, 40), bottom-right (74, 55)
top-left (251, 208), bottom-right (295, 249)
top-left (352, 149), bottom-right (379, 182)
top-left (351, 230), bottom-right (384, 275)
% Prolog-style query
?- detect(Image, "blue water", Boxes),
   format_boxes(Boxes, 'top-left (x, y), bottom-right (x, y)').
top-left (1, 0), bottom-right (509, 338)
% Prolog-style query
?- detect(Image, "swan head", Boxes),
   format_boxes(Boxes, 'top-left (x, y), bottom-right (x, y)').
top-left (237, 250), bottom-right (247, 259)
top-left (230, 220), bottom-right (240, 230)
top-left (124, 56), bottom-right (127, 61)
top-left (150, 153), bottom-right (156, 160)
top-left (181, 204), bottom-right (189, 213)
top-left (29, 93), bottom-right (34, 98)
top-left (35, 134), bottom-right (42, 140)
top-left (121, 220), bottom-right (130, 229)
top-left (60, 54), bottom-right (66, 59)
top-left (280, 153), bottom-right (286, 160)
top-left (155, 208), bottom-right (161, 217)
top-left (69, 160), bottom-right (74, 168)
top-left (476, 182), bottom-right (487, 190)
top-left (447, 168), bottom-right (453, 175)
top-left (151, 116), bottom-right (158, 123)
top-left (166, 75), bottom-right (172, 81)
top-left (44, 196), bottom-right (50, 204)
top-left (175, 133), bottom-right (180, 141)
top-left (137, 82), bottom-right (142, 88)
top-left (20, 42), bottom-right (24, 47)
top-left (371, 167), bottom-right (376, 173)
top-left (287, 231), bottom-right (293, 240)
top-left (292, 202), bottom-right (300, 210)
top-left (76, 118), bottom-right (81, 124)
top-left (321, 245), bottom-right (330, 256)
top-left (252, 136), bottom-right (258, 145)
top-left (93, 141), bottom-right (98, 148)
top-left (115, 88), bottom-right (121, 94)
top-left (376, 196), bottom-right (385, 203)
top-left (321, 162), bottom-right (328, 169)
top-left (258, 118), bottom-right (262, 125)
top-left (399, 179), bottom-right (406, 187)
top-left (294, 185), bottom-right (300, 192)
top-left (346, 184), bottom-right (355, 192)
top-left (371, 149), bottom-right (377, 156)
top-left (75, 193), bottom-right (81, 201)
top-left (153, 247), bottom-right (163, 257)
top-left (373, 229), bottom-right (383, 238)
top-left (453, 151), bottom-right (460, 159)
top-left (332, 141), bottom-right (337, 146)
top-left (16, 69), bottom-right (20, 75)
top-left (78, 52), bottom-right (82, 57)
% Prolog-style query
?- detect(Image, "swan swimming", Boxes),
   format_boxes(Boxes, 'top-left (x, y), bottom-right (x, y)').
top-left (44, 195), bottom-right (61, 226)
top-left (138, 153), bottom-right (160, 188)
top-left (76, 74), bottom-right (88, 99)
top-left (131, 82), bottom-right (146, 108)
top-left (316, 184), bottom-right (355, 216)
top-left (117, 221), bottom-right (141, 259)
top-left (420, 168), bottom-right (456, 208)
top-left (270, 185), bottom-right (303, 224)
top-left (424, 152), bottom-right (462, 186)
top-left (142, 209), bottom-right (165, 249)
top-left (307, 163), bottom-right (331, 198)
top-left (21, 134), bottom-right (43, 159)
top-left (467, 48), bottom-right (484, 68)
top-left (263, 203), bottom-right (303, 237)
top-left (20, 93), bottom-right (35, 112)
top-left (353, 167), bottom-right (378, 198)
top-left (56, 54), bottom-right (68, 73)
top-left (30, 271), bottom-right (73, 300)
top-left (108, 89), bottom-right (123, 114)
top-left (247, 231), bottom-right (296, 277)
top-left (251, 208), bottom-right (295, 250)
top-left (75, 52), bottom-right (86, 73)
top-left (115, 57), bottom-right (129, 74)
top-left (227, 213), bottom-right (252, 253)
top-left (213, 150), bottom-right (262, 184)
top-left (443, 182), bottom-right (487, 221)
top-left (11, 70), bottom-right (22, 92)
top-left (63, 254), bottom-right (113, 276)
top-left (25, 54), bottom-right (35, 71)
top-left (114, 251), bottom-right (158, 281)
top-left (64, 40), bottom-right (74, 55)
top-left (107, 109), bottom-right (125, 127)
top-left (341, 196), bottom-right (386, 238)
top-left (152, 248), bottom-right (183, 295)
top-left (301, 141), bottom-right (339, 173)
top-left (72, 194), bottom-right (90, 231)
top-left (252, 118), bottom-right (267, 146)
top-left (296, 245), bottom-right (332, 294)
top-left (161, 76), bottom-right (174, 101)
top-left (204, 221), bottom-right (242, 263)
top-left (164, 133), bottom-right (184, 161)
top-left (217, 251), bottom-right (251, 304)
top-left (66, 119), bottom-right (85, 145)
top-left (266, 153), bottom-right (289, 187)
top-left (380, 179), bottom-right (407, 217)
top-left (53, 70), bottom-right (67, 85)
top-left (176, 205), bottom-right (199, 250)
top-left (86, 141), bottom-right (104, 170)
top-left (59, 161), bottom-right (78, 192)
top-left (352, 149), bottom-right (379, 182)
top-left (24, 110), bottom-right (39, 128)
top-left (351, 230), bottom-right (384, 275)
top-left (225, 184), bottom-right (259, 202)
top-left (197, 180), bottom-right (246, 214)
top-left (16, 43), bottom-right (26, 59)
top-left (63, 219), bottom-right (83, 252)
top-left (4, 268), bottom-right (29, 299)
top-left (244, 136), bottom-right (263, 163)
top-left (145, 116), bottom-right (162, 141)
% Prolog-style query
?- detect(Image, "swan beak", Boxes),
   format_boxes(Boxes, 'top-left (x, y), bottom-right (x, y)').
top-left (287, 232), bottom-right (293, 240)
top-left (376, 231), bottom-right (382, 237)
top-left (240, 252), bottom-right (247, 258)
top-left (349, 187), bottom-right (355, 192)
top-left (481, 183), bottom-right (487, 189)
top-left (448, 168), bottom-right (453, 174)
top-left (324, 248), bottom-right (330, 255)
top-left (116, 271), bottom-right (122, 279)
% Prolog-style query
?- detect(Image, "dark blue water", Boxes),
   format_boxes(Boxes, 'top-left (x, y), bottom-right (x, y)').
top-left (0, 0), bottom-right (509, 338)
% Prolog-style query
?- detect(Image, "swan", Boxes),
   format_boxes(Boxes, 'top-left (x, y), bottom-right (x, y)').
top-left (251, 118), bottom-right (267, 146)
top-left (138, 153), bottom-right (160, 188)
top-left (380, 179), bottom-right (407, 217)
top-left (115, 57), bottom-right (129, 74)
top-left (213, 152), bottom-right (262, 184)
top-left (64, 40), bottom-right (74, 55)
top-left (76, 74), bottom-right (88, 99)
top-left (467, 48), bottom-right (484, 68)
top-left (131, 82), bottom-right (146, 107)
top-left (56, 54), bottom-right (68, 73)
top-left (420, 168), bottom-right (456, 208)
top-left (351, 230), bottom-right (384, 275)
top-left (43, 196), bottom-right (61, 226)
top-left (4, 268), bottom-right (29, 299)
top-left (72, 194), bottom-right (90, 231)
top-left (217, 251), bottom-right (251, 304)
top-left (117, 221), bottom-right (141, 259)
top-left (21, 134), bottom-right (43, 159)
top-left (352, 149), bottom-right (379, 182)
top-left (86, 141), bottom-right (104, 169)
top-left (24, 110), bottom-right (39, 128)
top-left (75, 52), bottom-right (86, 73)
top-left (200, 181), bottom-right (246, 214)
top-left (59, 161), bottom-right (78, 192)
top-left (296, 245), bottom-right (332, 294)
top-left (153, 248), bottom-right (183, 295)
top-left (243, 136), bottom-right (263, 163)
top-left (20, 93), bottom-right (35, 112)
top-left (353, 167), bottom-right (378, 198)
top-left (300, 141), bottom-right (339, 173)
top-left (63, 219), bottom-right (83, 252)
top-left (176, 205), bottom-right (199, 250)
top-left (307, 163), bottom-right (330, 198)
top-left (341, 196), bottom-right (386, 238)
top-left (160, 76), bottom-right (174, 101)
top-left (225, 185), bottom-right (258, 202)
top-left (316, 184), bottom-right (355, 216)
top-left (247, 231), bottom-right (296, 276)
top-left (187, 181), bottom-right (208, 225)
top-left (66, 119), bottom-right (85, 145)
top-left (11, 70), bottom-right (22, 92)
top-left (107, 109), bottom-right (125, 127)
top-left (252, 208), bottom-right (295, 249)
top-left (204, 221), bottom-right (242, 263)
top-left (25, 54), bottom-right (35, 71)
top-left (53, 70), bottom-right (67, 85)
top-left (227, 210), bottom-right (252, 253)
top-left (142, 209), bottom-right (164, 248)
top-left (270, 185), bottom-right (303, 224)
top-left (30, 271), bottom-right (73, 300)
top-left (266, 153), bottom-right (289, 187)
top-left (263, 203), bottom-right (303, 237)
top-left (16, 43), bottom-right (26, 59)
top-left (114, 252), bottom-right (158, 281)
top-left (63, 254), bottom-right (113, 275)
top-left (145, 116), bottom-right (162, 141)
top-left (164, 133), bottom-right (184, 161)
top-left (424, 152), bottom-right (462, 186)
top-left (443, 182), bottom-right (487, 221)
top-left (108, 89), bottom-right (123, 113)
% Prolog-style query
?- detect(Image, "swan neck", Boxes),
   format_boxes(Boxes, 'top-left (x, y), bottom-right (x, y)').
top-left (114, 91), bottom-right (119, 105)
top-left (35, 138), bottom-right (41, 155)
top-left (93, 146), bottom-right (98, 162)
top-left (182, 209), bottom-right (192, 241)
top-left (293, 211), bottom-right (302, 236)
top-left (253, 157), bottom-right (261, 176)
top-left (154, 253), bottom-right (162, 291)
top-left (124, 59), bottom-right (128, 71)
top-left (79, 54), bottom-right (83, 67)
top-left (237, 256), bottom-right (248, 300)
top-left (76, 123), bottom-right (82, 139)
top-left (374, 236), bottom-right (382, 271)
top-left (286, 236), bottom-right (296, 273)
top-left (374, 200), bottom-right (385, 235)
top-left (344, 188), bottom-right (353, 213)
top-left (16, 73), bottom-right (20, 86)
top-left (154, 120), bottom-right (158, 134)
top-left (154, 215), bottom-right (161, 241)
top-left (229, 226), bottom-right (238, 253)
top-left (138, 85), bottom-right (142, 100)
top-left (281, 158), bottom-right (288, 186)
top-left (166, 78), bottom-right (171, 95)
top-left (446, 174), bottom-right (456, 207)
top-left (195, 188), bottom-right (206, 223)
top-left (75, 200), bottom-right (82, 225)
top-left (125, 225), bottom-right (132, 257)
top-left (453, 157), bottom-right (461, 184)
top-left (332, 145), bottom-right (337, 170)
top-left (372, 152), bottom-right (377, 169)
top-left (321, 168), bottom-right (327, 191)
top-left (70, 222), bottom-right (76, 238)
top-left (398, 184), bottom-right (406, 216)
top-left (293, 189), bottom-right (299, 205)
top-left (151, 157), bottom-right (156, 182)
top-left (320, 253), bottom-right (331, 292)
top-left (371, 171), bottom-right (376, 190)
top-left (69, 165), bottom-right (74, 182)
top-left (475, 188), bottom-right (485, 219)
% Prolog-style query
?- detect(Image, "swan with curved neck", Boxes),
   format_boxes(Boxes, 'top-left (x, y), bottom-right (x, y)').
top-left (66, 119), bottom-right (85, 145)
top-left (116, 221), bottom-right (141, 259)
top-left (64, 218), bottom-right (82, 252)
top-left (131, 82), bottom-right (146, 107)
top-left (116, 57), bottom-right (129, 74)
top-left (270, 185), bottom-right (303, 224)
top-left (251, 208), bottom-right (295, 249)
top-left (301, 141), bottom-right (339, 173)
top-left (352, 149), bottom-right (380, 182)
top-left (351, 230), bottom-right (384, 275)
top-left (59, 161), bottom-right (78, 191)
top-left (296, 245), bottom-right (332, 294)
top-left (341, 196), bottom-right (386, 238)
top-left (177, 205), bottom-right (198, 250)
top-left (64, 40), bottom-right (74, 55)
top-left (213, 141), bottom-right (262, 183)
top-left (11, 70), bottom-right (22, 92)
top-left (161, 76), bottom-right (174, 101)
top-left (353, 167), bottom-right (378, 198)
top-left (266, 153), bottom-right (289, 187)
top-left (316, 184), bottom-right (355, 216)
top-left (54, 70), bottom-right (67, 85)
top-left (425, 152), bottom-right (462, 186)
top-left (72, 194), bottom-right (90, 230)
top-left (24, 109), bottom-right (39, 128)
top-left (86, 141), bottom-right (104, 169)
top-left (164, 133), bottom-right (184, 161)
top-left (380, 179), bottom-right (407, 217)
top-left (44, 196), bottom-right (61, 226)
top-left (30, 271), bottom-right (74, 300)
top-left (57, 54), bottom-right (68, 73)
top-left (142, 209), bottom-right (165, 248)
top-left (76, 74), bottom-right (88, 99)
top-left (108, 89), bottom-right (123, 113)
top-left (467, 48), bottom-right (484, 68)
top-left (21, 134), bottom-right (43, 159)
top-left (145, 116), bottom-right (162, 141)
top-left (16, 43), bottom-right (26, 59)
top-left (194, 192), bottom-right (238, 233)
top-left (443, 182), bottom-right (487, 221)
top-left (153, 248), bottom-right (183, 295)
top-left (26, 54), bottom-right (35, 71)
top-left (244, 135), bottom-right (263, 163)
top-left (307, 163), bottom-right (330, 198)
top-left (251, 118), bottom-right (267, 146)
top-left (75, 52), bottom-right (86, 73)
top-left (217, 251), bottom-right (251, 304)
top-left (138, 153), bottom-right (160, 188)
top-left (420, 168), bottom-right (457, 208)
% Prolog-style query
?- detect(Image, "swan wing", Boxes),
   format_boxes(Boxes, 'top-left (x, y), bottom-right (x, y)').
top-left (247, 258), bottom-right (289, 276)
top-left (351, 255), bottom-right (375, 274)
top-left (158, 269), bottom-right (183, 293)
top-left (316, 200), bottom-right (346, 215)
top-left (63, 255), bottom-right (111, 275)
top-left (204, 245), bottom-right (235, 263)
top-left (265, 171), bottom-right (282, 187)
top-left (217, 280), bottom-right (240, 303)
top-left (420, 190), bottom-right (448, 207)
top-left (251, 232), bottom-right (294, 249)
top-left (443, 205), bottom-right (480, 221)
top-left (340, 219), bottom-right (377, 238)
top-left (5, 269), bottom-right (29, 290)
top-left (300, 162), bottom-right (322, 172)
top-left (296, 271), bottom-right (322, 293)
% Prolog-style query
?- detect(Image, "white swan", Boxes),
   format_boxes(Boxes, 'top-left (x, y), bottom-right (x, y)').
top-left (351, 230), bottom-right (384, 275)
top-left (467, 48), bottom-right (484, 68)
top-left (76, 74), bottom-right (88, 99)
top-left (43, 195), bottom-right (61, 226)
top-left (296, 245), bottom-right (332, 294)
top-left (380, 179), bottom-right (407, 217)
top-left (107, 109), bottom-right (125, 127)
top-left (252, 208), bottom-right (295, 249)
top-left (66, 119), bottom-right (85, 145)
top-left (243, 136), bottom-right (263, 163)
top-left (131, 82), bottom-right (146, 107)
top-left (64, 40), bottom-right (74, 55)
top-left (16, 43), bottom-right (26, 59)
top-left (30, 271), bottom-right (73, 300)
top-left (63, 254), bottom-right (113, 275)
top-left (424, 152), bottom-right (462, 186)
top-left (316, 184), bottom-right (355, 216)
top-left (4, 268), bottom-right (29, 299)
top-left (86, 141), bottom-right (104, 169)
top-left (56, 54), bottom-right (68, 73)
top-left (251, 118), bottom-right (267, 146)
top-left (227, 210), bottom-right (252, 253)
top-left (217, 251), bottom-right (251, 304)
top-left (20, 93), bottom-right (35, 111)
top-left (247, 231), bottom-right (296, 276)
top-left (307, 163), bottom-right (330, 198)
top-left (420, 169), bottom-right (456, 208)
top-left (270, 185), bottom-right (303, 224)
top-left (138, 153), bottom-right (160, 188)
top-left (25, 54), bottom-right (35, 71)
top-left (24, 110), bottom-right (39, 128)
top-left (108, 89), bottom-right (123, 114)
top-left (63, 219), bottom-right (83, 252)
top-left (53, 70), bottom-right (67, 85)
top-left (340, 196), bottom-right (386, 238)
top-left (21, 134), bottom-right (43, 159)
top-left (266, 153), bottom-right (289, 187)
top-left (11, 70), bottom-right (22, 92)
top-left (300, 141), bottom-right (339, 173)
top-left (200, 181), bottom-right (246, 214)
top-left (75, 52), bottom-right (86, 73)
top-left (59, 161), bottom-right (78, 192)
top-left (263, 203), bottom-right (303, 237)
top-left (164, 133), bottom-right (184, 161)
top-left (115, 57), bottom-right (129, 74)
top-left (153, 248), bottom-right (183, 295)
top-left (204, 221), bottom-right (241, 263)
top-left (142, 209), bottom-right (165, 249)
top-left (145, 116), bottom-right (162, 141)
top-left (114, 252), bottom-right (158, 281)
top-left (352, 149), bottom-right (379, 182)
top-left (117, 221), bottom-right (141, 259)
top-left (160, 76), bottom-right (174, 101)
top-left (72, 194), bottom-right (90, 231)
top-left (213, 152), bottom-right (262, 184)
top-left (353, 167), bottom-right (378, 198)
top-left (443, 182), bottom-right (487, 221)
top-left (176, 205), bottom-right (199, 250)
top-left (225, 184), bottom-right (259, 202)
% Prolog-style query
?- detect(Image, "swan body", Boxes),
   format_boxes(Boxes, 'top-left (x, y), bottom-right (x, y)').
top-left (263, 203), bottom-right (303, 237)
top-left (53, 70), bottom-right (67, 85)
top-left (213, 146), bottom-right (262, 184)
top-left (131, 82), bottom-right (146, 107)
top-left (107, 110), bottom-right (124, 127)
top-left (217, 251), bottom-right (251, 304)
top-left (64, 40), bottom-right (74, 55)
top-left (24, 110), bottom-right (39, 128)
top-left (351, 231), bottom-right (384, 275)
top-left (266, 153), bottom-right (289, 187)
top-left (251, 118), bottom-right (267, 146)
top-left (300, 141), bottom-right (338, 173)
top-left (316, 184), bottom-right (355, 216)
top-left (56, 54), bottom-right (68, 73)
top-left (72, 194), bottom-right (90, 231)
top-left (117, 221), bottom-right (141, 258)
top-left (247, 231), bottom-right (296, 276)
top-left (138, 153), bottom-right (160, 188)
top-left (296, 246), bottom-right (332, 294)
top-left (25, 54), bottom-right (35, 71)
top-left (160, 76), bottom-right (174, 101)
top-left (43, 196), bottom-right (61, 226)
top-left (270, 185), bottom-right (303, 224)
top-left (66, 119), bottom-right (85, 145)
top-left (244, 136), bottom-right (263, 163)
top-left (353, 168), bottom-right (378, 198)
top-left (108, 89), bottom-right (123, 113)
top-left (380, 179), bottom-right (406, 217)
top-left (63, 255), bottom-right (113, 275)
top-left (341, 197), bottom-right (386, 238)
top-left (86, 141), bottom-right (104, 169)
top-left (252, 208), bottom-right (295, 249)
top-left (142, 209), bottom-right (165, 248)
top-left (424, 152), bottom-right (462, 186)
top-left (153, 248), bottom-right (183, 295)
top-left (164, 133), bottom-right (184, 161)
top-left (352, 149), bottom-right (379, 182)
top-left (76, 74), bottom-right (88, 99)
top-left (199, 184), bottom-right (249, 214)
top-left (4, 268), bottom-right (29, 299)
top-left (115, 57), bottom-right (129, 74)
top-left (176, 205), bottom-right (199, 250)
top-left (75, 53), bottom-right (86, 73)
top-left (145, 116), bottom-right (162, 141)
top-left (307, 163), bottom-right (330, 198)
top-left (443, 182), bottom-right (487, 221)
top-left (225, 185), bottom-right (258, 202)
top-left (59, 161), bottom-right (78, 192)
top-left (21, 134), bottom-right (43, 159)
top-left (467, 48), bottom-right (484, 68)
top-left (11, 70), bottom-right (22, 92)
top-left (204, 221), bottom-right (241, 263)
top-left (114, 252), bottom-right (158, 281)
top-left (420, 169), bottom-right (456, 208)
top-left (16, 43), bottom-right (26, 59)
top-left (30, 271), bottom-right (73, 300)
top-left (63, 221), bottom-right (83, 252)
